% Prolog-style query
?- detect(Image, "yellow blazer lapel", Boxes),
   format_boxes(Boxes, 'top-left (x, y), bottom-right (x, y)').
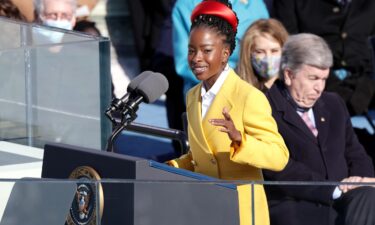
top-left (186, 84), bottom-right (211, 153)
top-left (202, 70), bottom-right (236, 141)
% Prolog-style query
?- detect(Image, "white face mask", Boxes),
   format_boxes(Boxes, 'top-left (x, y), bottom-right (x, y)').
top-left (43, 19), bottom-right (73, 30)
top-left (33, 28), bottom-right (64, 44)
top-left (34, 19), bottom-right (72, 44)
top-left (251, 54), bottom-right (281, 79)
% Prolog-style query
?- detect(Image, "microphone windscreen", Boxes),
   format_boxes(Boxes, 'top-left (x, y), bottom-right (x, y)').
top-left (127, 71), bottom-right (153, 92)
top-left (136, 72), bottom-right (169, 103)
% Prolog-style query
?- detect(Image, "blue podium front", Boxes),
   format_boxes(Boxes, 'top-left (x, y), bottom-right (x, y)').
top-left (42, 143), bottom-right (241, 225)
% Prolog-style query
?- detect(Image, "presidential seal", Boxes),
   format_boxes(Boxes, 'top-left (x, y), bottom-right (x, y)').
top-left (67, 166), bottom-right (104, 225)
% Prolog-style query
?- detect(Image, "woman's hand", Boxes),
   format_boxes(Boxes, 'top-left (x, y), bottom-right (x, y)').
top-left (209, 107), bottom-right (242, 145)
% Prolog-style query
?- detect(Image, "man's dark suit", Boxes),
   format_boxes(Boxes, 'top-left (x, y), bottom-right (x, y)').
top-left (273, 0), bottom-right (375, 115)
top-left (263, 80), bottom-right (374, 225)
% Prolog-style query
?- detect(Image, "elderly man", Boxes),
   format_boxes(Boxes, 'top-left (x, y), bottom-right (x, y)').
top-left (264, 33), bottom-right (375, 225)
top-left (34, 0), bottom-right (76, 30)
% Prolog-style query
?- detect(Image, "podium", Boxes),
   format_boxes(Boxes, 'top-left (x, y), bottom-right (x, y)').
top-left (41, 143), bottom-right (241, 225)
top-left (0, 179), bottom-right (76, 225)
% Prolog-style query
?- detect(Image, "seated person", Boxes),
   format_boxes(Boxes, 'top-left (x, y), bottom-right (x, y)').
top-left (34, 0), bottom-right (76, 30)
top-left (236, 18), bottom-right (288, 92)
top-left (166, 0), bottom-right (289, 224)
top-left (264, 33), bottom-right (375, 225)
top-left (273, 0), bottom-right (375, 116)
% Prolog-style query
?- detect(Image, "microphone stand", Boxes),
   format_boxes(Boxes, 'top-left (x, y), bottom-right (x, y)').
top-left (105, 101), bottom-right (190, 155)
top-left (105, 98), bottom-right (141, 152)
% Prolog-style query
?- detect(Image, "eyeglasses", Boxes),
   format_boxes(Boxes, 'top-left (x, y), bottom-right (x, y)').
top-left (43, 12), bottom-right (73, 21)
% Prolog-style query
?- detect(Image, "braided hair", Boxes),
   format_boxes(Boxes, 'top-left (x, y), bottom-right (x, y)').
top-left (190, 0), bottom-right (239, 55)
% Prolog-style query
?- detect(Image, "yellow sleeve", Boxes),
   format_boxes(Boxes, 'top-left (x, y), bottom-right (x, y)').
top-left (165, 151), bottom-right (194, 171)
top-left (230, 89), bottom-right (289, 171)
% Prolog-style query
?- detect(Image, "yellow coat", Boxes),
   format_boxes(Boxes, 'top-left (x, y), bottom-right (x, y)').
top-left (168, 70), bottom-right (289, 225)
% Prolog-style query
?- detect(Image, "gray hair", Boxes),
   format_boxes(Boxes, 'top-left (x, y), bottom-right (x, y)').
top-left (34, 0), bottom-right (77, 16)
top-left (279, 33), bottom-right (333, 80)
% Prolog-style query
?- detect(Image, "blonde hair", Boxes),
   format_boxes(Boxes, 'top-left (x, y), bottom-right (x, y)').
top-left (237, 18), bottom-right (288, 90)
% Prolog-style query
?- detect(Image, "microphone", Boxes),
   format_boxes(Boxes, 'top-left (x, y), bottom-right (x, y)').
top-left (134, 72), bottom-right (169, 103)
top-left (107, 71), bottom-right (152, 113)
top-left (121, 71), bottom-right (169, 116)
top-left (106, 71), bottom-right (169, 152)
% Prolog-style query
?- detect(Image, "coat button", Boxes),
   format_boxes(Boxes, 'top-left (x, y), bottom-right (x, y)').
top-left (341, 32), bottom-right (348, 39)
top-left (333, 7), bottom-right (340, 13)
top-left (341, 60), bottom-right (347, 66)
top-left (210, 158), bottom-right (217, 165)
top-left (191, 160), bottom-right (197, 166)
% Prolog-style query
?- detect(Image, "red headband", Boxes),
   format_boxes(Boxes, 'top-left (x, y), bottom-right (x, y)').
top-left (190, 1), bottom-right (238, 32)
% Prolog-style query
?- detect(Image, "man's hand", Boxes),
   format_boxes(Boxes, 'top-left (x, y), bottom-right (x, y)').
top-left (360, 177), bottom-right (375, 187)
top-left (339, 176), bottom-right (363, 193)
